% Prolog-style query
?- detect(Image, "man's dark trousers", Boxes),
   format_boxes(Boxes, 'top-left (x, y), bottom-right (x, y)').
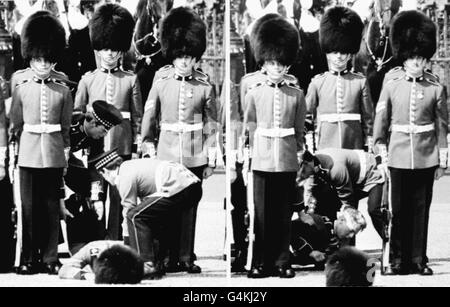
top-left (20, 167), bottom-right (62, 265)
top-left (127, 182), bottom-right (202, 263)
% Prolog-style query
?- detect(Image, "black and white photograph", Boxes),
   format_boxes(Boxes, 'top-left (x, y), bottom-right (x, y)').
top-left (0, 0), bottom-right (449, 292)
top-left (0, 0), bottom-right (226, 287)
top-left (228, 0), bottom-right (450, 288)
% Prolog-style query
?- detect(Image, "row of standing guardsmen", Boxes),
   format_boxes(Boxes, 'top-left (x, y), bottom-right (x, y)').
top-left (0, 4), bottom-right (219, 274)
top-left (229, 5), bottom-right (448, 278)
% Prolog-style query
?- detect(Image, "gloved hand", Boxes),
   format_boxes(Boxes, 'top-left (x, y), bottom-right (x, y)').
top-left (0, 166), bottom-right (5, 181)
top-left (93, 201), bottom-right (104, 221)
top-left (203, 166), bottom-right (214, 179)
top-left (435, 167), bottom-right (445, 181)
top-left (59, 200), bottom-right (74, 221)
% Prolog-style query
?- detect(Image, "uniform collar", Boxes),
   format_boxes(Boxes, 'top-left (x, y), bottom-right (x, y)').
top-left (33, 76), bottom-right (53, 84)
top-left (330, 69), bottom-right (349, 76)
top-left (266, 79), bottom-right (286, 88)
top-left (405, 75), bottom-right (424, 82)
top-left (174, 73), bottom-right (193, 81)
top-left (100, 66), bottom-right (120, 74)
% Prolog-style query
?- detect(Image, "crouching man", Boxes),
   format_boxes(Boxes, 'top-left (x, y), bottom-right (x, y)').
top-left (90, 149), bottom-right (202, 279)
top-left (298, 148), bottom-right (386, 240)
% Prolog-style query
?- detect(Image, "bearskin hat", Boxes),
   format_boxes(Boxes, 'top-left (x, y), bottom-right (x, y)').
top-left (249, 13), bottom-right (282, 52)
top-left (90, 3), bottom-right (135, 52)
top-left (160, 7), bottom-right (206, 62)
top-left (319, 6), bottom-right (363, 54)
top-left (21, 11), bottom-right (66, 63)
top-left (390, 10), bottom-right (437, 63)
top-left (253, 17), bottom-right (300, 66)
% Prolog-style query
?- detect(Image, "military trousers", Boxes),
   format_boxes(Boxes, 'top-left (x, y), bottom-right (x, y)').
top-left (389, 167), bottom-right (436, 266)
top-left (252, 170), bottom-right (296, 268)
top-left (19, 167), bottom-right (63, 265)
top-left (127, 182), bottom-right (202, 262)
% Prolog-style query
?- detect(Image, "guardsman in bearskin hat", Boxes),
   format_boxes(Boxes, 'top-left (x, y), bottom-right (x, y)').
top-left (9, 11), bottom-right (73, 275)
top-left (228, 13), bottom-right (300, 273)
top-left (306, 6), bottom-right (373, 151)
top-left (141, 6), bottom-right (217, 274)
top-left (64, 100), bottom-right (122, 254)
top-left (74, 3), bottom-right (143, 240)
top-left (243, 16), bottom-right (305, 279)
top-left (373, 10), bottom-right (448, 276)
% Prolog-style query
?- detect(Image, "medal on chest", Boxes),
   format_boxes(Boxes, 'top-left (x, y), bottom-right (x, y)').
top-left (186, 89), bottom-right (194, 98)
top-left (417, 90), bottom-right (424, 100)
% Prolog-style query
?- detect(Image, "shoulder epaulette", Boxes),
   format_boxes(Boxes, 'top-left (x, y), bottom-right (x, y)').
top-left (247, 82), bottom-right (263, 91)
top-left (82, 70), bottom-right (96, 78)
top-left (195, 76), bottom-right (210, 85)
top-left (120, 68), bottom-right (135, 75)
top-left (386, 76), bottom-right (402, 84)
top-left (425, 77), bottom-right (441, 86)
top-left (52, 79), bottom-right (70, 89)
top-left (386, 66), bottom-right (402, 76)
top-left (155, 75), bottom-right (171, 83)
top-left (284, 73), bottom-right (298, 81)
top-left (52, 68), bottom-right (68, 78)
top-left (15, 79), bottom-right (30, 87)
top-left (286, 82), bottom-right (302, 91)
top-left (425, 70), bottom-right (439, 81)
top-left (13, 68), bottom-right (31, 76)
top-left (312, 72), bottom-right (326, 81)
top-left (350, 71), bottom-right (365, 78)
top-left (158, 65), bottom-right (173, 72)
top-left (195, 68), bottom-right (208, 77)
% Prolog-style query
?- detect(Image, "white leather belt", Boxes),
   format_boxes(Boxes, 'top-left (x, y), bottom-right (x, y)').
top-left (255, 127), bottom-right (295, 138)
top-left (319, 113), bottom-right (361, 122)
top-left (161, 122), bottom-right (203, 133)
top-left (24, 124), bottom-right (61, 133)
top-left (391, 124), bottom-right (435, 134)
top-left (121, 112), bottom-right (131, 119)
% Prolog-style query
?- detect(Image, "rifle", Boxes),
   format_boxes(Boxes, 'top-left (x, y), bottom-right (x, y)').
top-left (9, 139), bottom-right (22, 269)
top-left (243, 142), bottom-right (254, 271)
top-left (380, 167), bottom-right (392, 275)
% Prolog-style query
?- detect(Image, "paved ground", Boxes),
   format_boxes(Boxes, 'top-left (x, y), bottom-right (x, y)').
top-left (1, 171), bottom-right (450, 287)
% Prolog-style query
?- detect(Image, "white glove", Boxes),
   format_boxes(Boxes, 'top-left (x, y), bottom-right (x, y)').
top-left (0, 147), bottom-right (6, 181)
top-left (0, 166), bottom-right (5, 181)
top-left (93, 201), bottom-right (104, 221)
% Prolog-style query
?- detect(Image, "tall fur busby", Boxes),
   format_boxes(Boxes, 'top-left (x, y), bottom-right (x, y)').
top-left (160, 7), bottom-right (206, 62)
top-left (21, 11), bottom-right (66, 63)
top-left (390, 10), bottom-right (437, 63)
top-left (319, 6), bottom-right (363, 54)
top-left (90, 3), bottom-right (135, 52)
top-left (249, 13), bottom-right (282, 52)
top-left (253, 17), bottom-right (300, 66)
